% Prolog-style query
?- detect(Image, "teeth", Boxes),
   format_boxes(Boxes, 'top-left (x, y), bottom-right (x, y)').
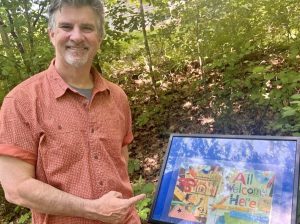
top-left (66, 47), bottom-right (87, 50)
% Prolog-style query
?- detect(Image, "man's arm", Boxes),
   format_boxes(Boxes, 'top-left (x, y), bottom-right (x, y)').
top-left (0, 156), bottom-right (145, 223)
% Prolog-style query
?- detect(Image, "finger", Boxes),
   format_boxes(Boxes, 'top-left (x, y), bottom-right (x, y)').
top-left (126, 194), bottom-right (146, 206)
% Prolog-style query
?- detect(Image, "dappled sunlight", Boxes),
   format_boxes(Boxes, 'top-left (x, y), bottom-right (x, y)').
top-left (197, 116), bottom-right (215, 126)
top-left (143, 154), bottom-right (160, 176)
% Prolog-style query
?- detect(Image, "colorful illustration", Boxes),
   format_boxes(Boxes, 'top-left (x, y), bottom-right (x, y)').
top-left (168, 162), bottom-right (275, 224)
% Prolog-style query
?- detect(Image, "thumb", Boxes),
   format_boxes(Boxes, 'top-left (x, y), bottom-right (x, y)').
top-left (127, 194), bottom-right (146, 206)
top-left (108, 191), bottom-right (123, 198)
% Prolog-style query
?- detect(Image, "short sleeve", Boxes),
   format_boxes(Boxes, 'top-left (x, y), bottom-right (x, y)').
top-left (0, 95), bottom-right (38, 165)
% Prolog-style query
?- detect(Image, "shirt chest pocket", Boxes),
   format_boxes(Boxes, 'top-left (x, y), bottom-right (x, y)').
top-left (39, 118), bottom-right (86, 173)
top-left (95, 116), bottom-right (125, 158)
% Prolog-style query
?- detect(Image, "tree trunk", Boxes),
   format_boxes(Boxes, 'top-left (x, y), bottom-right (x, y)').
top-left (139, 0), bottom-right (158, 98)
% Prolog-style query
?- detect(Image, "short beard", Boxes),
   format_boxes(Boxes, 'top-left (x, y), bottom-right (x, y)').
top-left (65, 52), bottom-right (89, 68)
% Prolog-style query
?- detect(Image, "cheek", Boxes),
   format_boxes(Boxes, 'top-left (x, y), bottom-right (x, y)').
top-left (55, 34), bottom-right (70, 46)
top-left (89, 39), bottom-right (100, 51)
top-left (89, 35), bottom-right (101, 45)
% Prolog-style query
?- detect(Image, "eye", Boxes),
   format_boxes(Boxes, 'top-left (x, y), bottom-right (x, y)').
top-left (59, 23), bottom-right (73, 31)
top-left (81, 25), bottom-right (95, 33)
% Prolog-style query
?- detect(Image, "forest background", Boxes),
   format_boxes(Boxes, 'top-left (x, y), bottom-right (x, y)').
top-left (0, 0), bottom-right (300, 223)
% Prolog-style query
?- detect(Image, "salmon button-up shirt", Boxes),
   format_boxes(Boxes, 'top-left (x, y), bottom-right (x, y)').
top-left (0, 60), bottom-right (140, 224)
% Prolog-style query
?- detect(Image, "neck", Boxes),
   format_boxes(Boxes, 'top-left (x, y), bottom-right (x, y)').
top-left (54, 59), bottom-right (94, 89)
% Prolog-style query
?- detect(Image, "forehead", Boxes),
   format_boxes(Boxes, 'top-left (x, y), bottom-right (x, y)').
top-left (54, 5), bottom-right (98, 25)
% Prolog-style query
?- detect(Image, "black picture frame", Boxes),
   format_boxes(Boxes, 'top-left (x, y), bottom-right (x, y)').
top-left (148, 134), bottom-right (300, 224)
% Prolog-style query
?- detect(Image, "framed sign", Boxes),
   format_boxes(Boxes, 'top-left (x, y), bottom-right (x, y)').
top-left (149, 134), bottom-right (300, 224)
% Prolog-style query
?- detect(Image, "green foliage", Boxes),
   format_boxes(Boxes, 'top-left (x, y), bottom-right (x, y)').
top-left (17, 212), bottom-right (31, 224)
top-left (273, 94), bottom-right (300, 136)
top-left (13, 206), bottom-right (31, 224)
top-left (128, 158), bottom-right (141, 175)
top-left (0, 0), bottom-right (52, 104)
top-left (1, 0), bottom-right (300, 222)
top-left (136, 107), bottom-right (160, 127)
top-left (132, 176), bottom-right (155, 220)
top-left (128, 159), bottom-right (154, 221)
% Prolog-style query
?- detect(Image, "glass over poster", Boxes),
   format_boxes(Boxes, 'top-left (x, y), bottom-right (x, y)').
top-left (149, 134), bottom-right (300, 224)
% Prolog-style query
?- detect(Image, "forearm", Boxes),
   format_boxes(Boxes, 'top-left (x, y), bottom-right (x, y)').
top-left (6, 175), bottom-right (145, 223)
top-left (0, 155), bottom-right (144, 223)
top-left (14, 178), bottom-right (145, 222)
top-left (14, 178), bottom-right (91, 218)
top-left (0, 156), bottom-right (92, 219)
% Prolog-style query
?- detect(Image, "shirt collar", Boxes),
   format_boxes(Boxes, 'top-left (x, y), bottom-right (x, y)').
top-left (47, 59), bottom-right (110, 99)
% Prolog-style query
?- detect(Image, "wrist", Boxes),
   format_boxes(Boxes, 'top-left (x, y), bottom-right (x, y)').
top-left (81, 198), bottom-right (97, 220)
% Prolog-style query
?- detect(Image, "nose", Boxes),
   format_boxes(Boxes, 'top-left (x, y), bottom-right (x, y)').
top-left (69, 26), bottom-right (84, 43)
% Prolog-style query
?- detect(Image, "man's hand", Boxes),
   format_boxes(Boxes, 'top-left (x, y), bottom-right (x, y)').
top-left (86, 191), bottom-right (146, 223)
top-left (0, 156), bottom-right (145, 222)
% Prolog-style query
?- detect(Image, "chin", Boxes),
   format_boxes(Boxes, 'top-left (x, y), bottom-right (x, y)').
top-left (67, 61), bottom-right (86, 68)
top-left (65, 57), bottom-right (89, 68)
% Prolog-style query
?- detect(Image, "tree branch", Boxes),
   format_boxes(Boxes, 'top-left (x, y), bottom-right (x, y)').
top-left (0, 16), bottom-right (11, 48)
top-left (33, 1), bottom-right (48, 28)
top-left (5, 8), bottom-right (32, 74)
top-left (5, 9), bottom-right (26, 55)
top-left (22, 0), bottom-right (34, 48)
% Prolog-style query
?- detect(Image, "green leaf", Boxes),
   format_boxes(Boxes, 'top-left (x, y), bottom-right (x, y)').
top-left (18, 212), bottom-right (31, 224)
top-left (252, 66), bottom-right (266, 74)
top-left (278, 71), bottom-right (300, 84)
top-left (282, 107), bottom-right (296, 118)
top-left (290, 101), bottom-right (300, 105)
top-left (138, 208), bottom-right (151, 220)
top-left (137, 198), bottom-right (151, 209)
top-left (291, 94), bottom-right (300, 100)
top-left (142, 183), bottom-right (155, 194)
top-left (264, 73), bottom-right (276, 80)
top-left (272, 123), bottom-right (283, 130)
top-left (128, 159), bottom-right (140, 174)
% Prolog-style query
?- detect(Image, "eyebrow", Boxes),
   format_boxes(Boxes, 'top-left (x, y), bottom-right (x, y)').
top-left (58, 22), bottom-right (72, 26)
top-left (80, 23), bottom-right (96, 28)
top-left (58, 22), bottom-right (95, 26)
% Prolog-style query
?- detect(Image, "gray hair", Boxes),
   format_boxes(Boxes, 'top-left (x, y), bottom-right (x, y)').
top-left (48, 0), bottom-right (105, 40)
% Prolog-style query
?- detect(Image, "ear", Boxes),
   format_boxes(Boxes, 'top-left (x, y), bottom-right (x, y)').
top-left (48, 28), bottom-right (55, 46)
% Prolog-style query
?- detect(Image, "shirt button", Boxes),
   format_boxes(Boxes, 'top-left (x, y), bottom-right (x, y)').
top-left (99, 181), bottom-right (103, 186)
top-left (94, 155), bottom-right (98, 160)
top-left (91, 128), bottom-right (94, 133)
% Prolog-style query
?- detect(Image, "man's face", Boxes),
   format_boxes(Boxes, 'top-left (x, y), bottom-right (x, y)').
top-left (48, 6), bottom-right (101, 68)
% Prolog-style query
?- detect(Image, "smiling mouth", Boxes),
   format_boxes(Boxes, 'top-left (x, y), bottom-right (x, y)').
top-left (66, 46), bottom-right (89, 50)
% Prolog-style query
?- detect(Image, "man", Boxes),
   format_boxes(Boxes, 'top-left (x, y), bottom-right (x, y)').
top-left (0, 0), bottom-right (145, 223)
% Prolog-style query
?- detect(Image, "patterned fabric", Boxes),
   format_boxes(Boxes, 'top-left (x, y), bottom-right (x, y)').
top-left (0, 60), bottom-right (139, 224)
